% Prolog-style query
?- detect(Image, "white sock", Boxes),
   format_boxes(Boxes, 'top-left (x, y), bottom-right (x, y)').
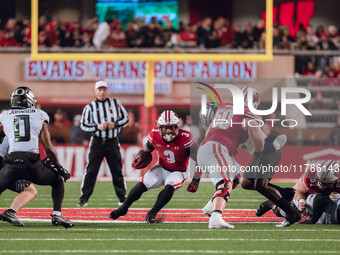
top-left (53, 211), bottom-right (61, 216)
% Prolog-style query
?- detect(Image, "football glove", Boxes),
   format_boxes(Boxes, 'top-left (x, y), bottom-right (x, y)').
top-left (132, 158), bottom-right (147, 169)
top-left (56, 164), bottom-right (71, 182)
top-left (131, 150), bottom-right (152, 169)
top-left (43, 157), bottom-right (70, 182)
top-left (187, 176), bottom-right (200, 193)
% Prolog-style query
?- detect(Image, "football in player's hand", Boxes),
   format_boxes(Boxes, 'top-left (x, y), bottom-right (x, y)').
top-left (131, 150), bottom-right (153, 169)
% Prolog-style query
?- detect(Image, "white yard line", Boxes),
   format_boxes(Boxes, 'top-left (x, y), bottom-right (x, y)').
top-left (2, 219), bottom-right (281, 224)
top-left (0, 250), bottom-right (339, 254)
top-left (0, 238), bottom-right (339, 242)
top-left (1, 228), bottom-right (340, 232)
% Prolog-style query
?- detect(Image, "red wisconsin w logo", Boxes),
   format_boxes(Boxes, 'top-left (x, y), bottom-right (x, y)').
top-left (262, 1), bottom-right (315, 37)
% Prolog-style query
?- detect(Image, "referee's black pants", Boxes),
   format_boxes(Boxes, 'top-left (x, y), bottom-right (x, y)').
top-left (80, 137), bottom-right (126, 202)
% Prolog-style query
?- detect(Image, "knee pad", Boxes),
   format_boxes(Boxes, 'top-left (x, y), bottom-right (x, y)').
top-left (15, 180), bottom-right (31, 193)
top-left (212, 181), bottom-right (230, 203)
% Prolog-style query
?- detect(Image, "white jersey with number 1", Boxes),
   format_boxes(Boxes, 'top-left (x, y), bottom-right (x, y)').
top-left (0, 108), bottom-right (49, 154)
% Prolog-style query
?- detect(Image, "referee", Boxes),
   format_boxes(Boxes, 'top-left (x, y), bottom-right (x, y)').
top-left (78, 80), bottom-right (128, 207)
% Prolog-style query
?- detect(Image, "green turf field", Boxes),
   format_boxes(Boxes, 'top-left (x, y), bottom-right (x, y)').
top-left (1, 181), bottom-right (340, 254)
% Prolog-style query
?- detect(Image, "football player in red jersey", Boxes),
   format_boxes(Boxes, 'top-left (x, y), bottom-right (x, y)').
top-left (192, 87), bottom-right (265, 228)
top-left (190, 87), bottom-right (300, 227)
top-left (192, 99), bottom-right (299, 227)
top-left (274, 160), bottom-right (340, 226)
top-left (110, 110), bottom-right (198, 223)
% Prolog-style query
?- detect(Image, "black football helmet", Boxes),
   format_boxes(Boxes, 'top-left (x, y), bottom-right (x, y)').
top-left (10, 87), bottom-right (37, 109)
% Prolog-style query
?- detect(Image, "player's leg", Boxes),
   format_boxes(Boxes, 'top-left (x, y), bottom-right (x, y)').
top-left (248, 149), bottom-right (299, 223)
top-left (9, 182), bottom-right (38, 212)
top-left (208, 179), bottom-right (234, 229)
top-left (105, 140), bottom-right (127, 205)
top-left (0, 181), bottom-right (36, 227)
top-left (241, 156), bottom-right (274, 216)
top-left (79, 138), bottom-right (105, 206)
top-left (254, 178), bottom-right (298, 222)
top-left (110, 164), bottom-right (163, 220)
top-left (0, 163), bottom-right (28, 226)
top-left (32, 160), bottom-right (74, 228)
top-left (197, 142), bottom-right (235, 228)
top-left (146, 171), bottom-right (186, 223)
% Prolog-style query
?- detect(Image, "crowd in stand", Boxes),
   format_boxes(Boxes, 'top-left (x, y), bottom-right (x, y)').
top-left (1, 15), bottom-right (339, 51)
top-left (300, 58), bottom-right (340, 82)
top-left (1, 15), bottom-right (339, 79)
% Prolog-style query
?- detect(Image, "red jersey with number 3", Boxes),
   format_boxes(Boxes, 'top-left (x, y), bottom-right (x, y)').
top-left (148, 128), bottom-right (194, 171)
top-left (201, 104), bottom-right (260, 155)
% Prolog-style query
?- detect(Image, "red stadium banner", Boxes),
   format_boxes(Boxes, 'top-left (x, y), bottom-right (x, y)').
top-left (38, 144), bottom-right (156, 180)
top-left (39, 145), bottom-right (340, 180)
top-left (25, 59), bottom-right (256, 82)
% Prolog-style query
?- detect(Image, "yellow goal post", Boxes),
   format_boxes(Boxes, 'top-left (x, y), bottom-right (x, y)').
top-left (31, 0), bottom-right (273, 106)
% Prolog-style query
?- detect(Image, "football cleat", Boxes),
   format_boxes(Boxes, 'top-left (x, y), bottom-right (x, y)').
top-left (202, 200), bottom-right (213, 217)
top-left (255, 200), bottom-right (273, 217)
top-left (276, 219), bottom-right (291, 227)
top-left (109, 208), bottom-right (127, 220)
top-left (51, 214), bottom-right (74, 228)
top-left (77, 199), bottom-right (88, 207)
top-left (145, 211), bottom-right (157, 224)
top-left (209, 212), bottom-right (235, 229)
top-left (0, 209), bottom-right (24, 227)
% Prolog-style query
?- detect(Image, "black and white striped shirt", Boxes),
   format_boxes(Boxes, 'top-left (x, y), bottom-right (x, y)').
top-left (80, 98), bottom-right (128, 139)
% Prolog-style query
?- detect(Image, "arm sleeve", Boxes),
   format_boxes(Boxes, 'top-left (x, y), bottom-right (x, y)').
top-left (146, 141), bottom-right (155, 152)
top-left (146, 130), bottom-right (155, 151)
top-left (80, 104), bottom-right (97, 132)
top-left (115, 100), bottom-right (129, 128)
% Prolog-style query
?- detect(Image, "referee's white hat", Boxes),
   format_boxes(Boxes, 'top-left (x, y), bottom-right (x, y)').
top-left (95, 80), bottom-right (108, 90)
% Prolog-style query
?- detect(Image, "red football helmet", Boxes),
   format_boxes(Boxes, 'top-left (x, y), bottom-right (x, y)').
top-left (157, 110), bottom-right (181, 142)
top-left (242, 86), bottom-right (260, 109)
top-left (316, 160), bottom-right (338, 190)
